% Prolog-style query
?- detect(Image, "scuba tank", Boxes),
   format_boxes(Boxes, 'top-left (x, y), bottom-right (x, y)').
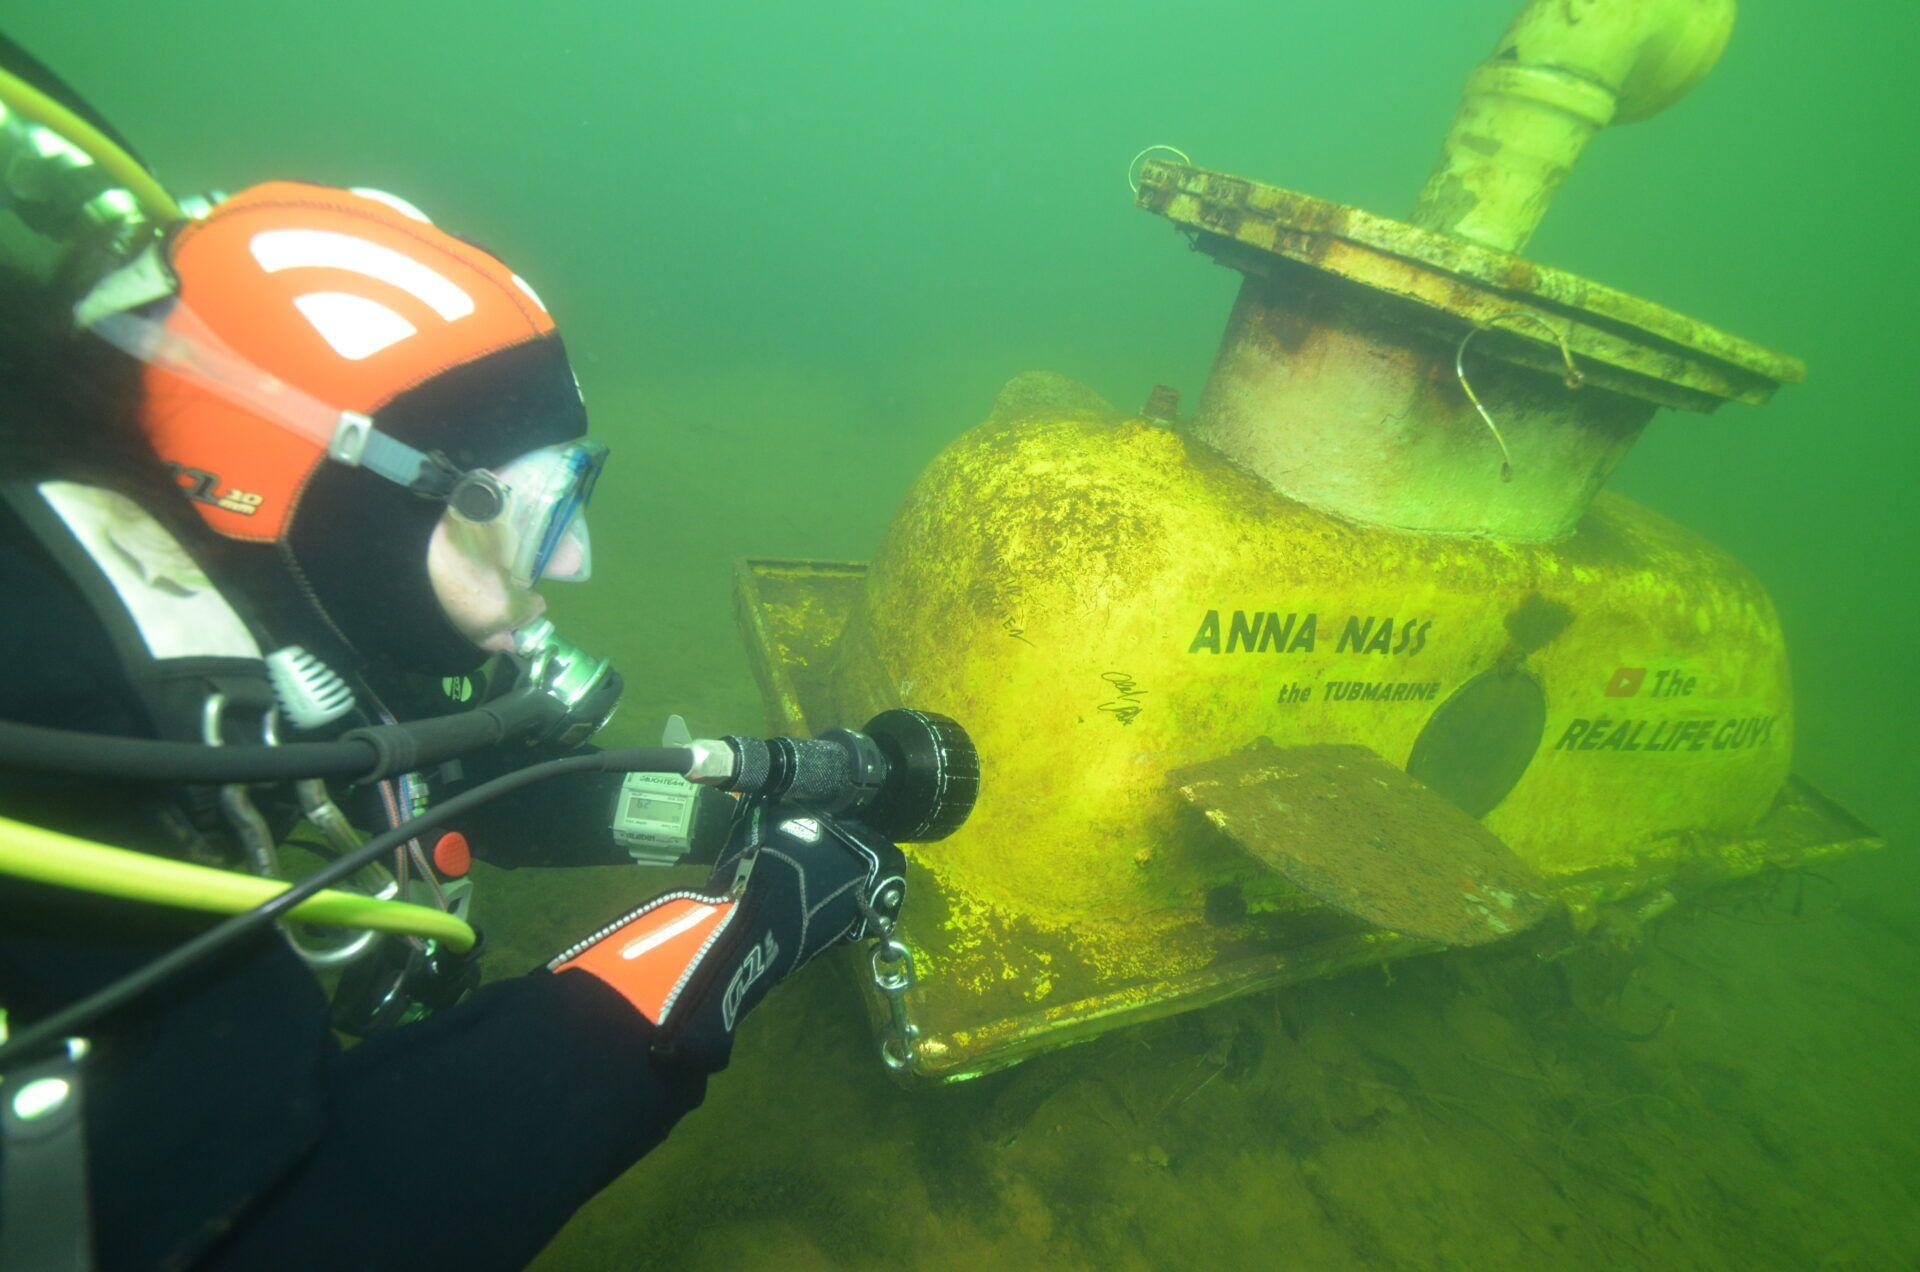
top-left (0, 33), bottom-right (177, 301)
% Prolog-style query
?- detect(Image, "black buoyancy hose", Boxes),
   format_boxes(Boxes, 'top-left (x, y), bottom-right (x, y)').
top-left (0, 688), bottom-right (567, 784)
top-left (0, 719), bottom-right (375, 782)
top-left (0, 746), bottom-right (693, 1069)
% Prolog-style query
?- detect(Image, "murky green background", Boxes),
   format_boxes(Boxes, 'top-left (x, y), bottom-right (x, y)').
top-left (11, 1), bottom-right (1916, 1266)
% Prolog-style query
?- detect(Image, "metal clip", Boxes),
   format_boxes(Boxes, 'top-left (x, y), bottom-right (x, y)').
top-left (1127, 144), bottom-right (1193, 193)
top-left (327, 411), bottom-right (375, 466)
top-left (202, 692), bottom-right (281, 879)
top-left (857, 887), bottom-right (921, 1071)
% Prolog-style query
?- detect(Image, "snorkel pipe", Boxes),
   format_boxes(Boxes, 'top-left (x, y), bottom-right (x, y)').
top-left (1409, 0), bottom-right (1737, 253)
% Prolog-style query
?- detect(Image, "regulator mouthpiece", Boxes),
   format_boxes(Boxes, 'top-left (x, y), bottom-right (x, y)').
top-left (512, 618), bottom-right (622, 750)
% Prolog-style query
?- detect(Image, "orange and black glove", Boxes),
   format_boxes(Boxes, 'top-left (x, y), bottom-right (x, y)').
top-left (545, 803), bottom-right (905, 1073)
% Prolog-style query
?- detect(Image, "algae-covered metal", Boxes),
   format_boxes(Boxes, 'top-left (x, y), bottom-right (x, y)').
top-left (734, 376), bottom-right (1877, 1080)
top-left (1168, 744), bottom-right (1552, 948)
top-left (735, 489), bottom-right (1877, 1080)
top-left (731, 0), bottom-right (1885, 1081)
top-left (1131, 0), bottom-right (1797, 543)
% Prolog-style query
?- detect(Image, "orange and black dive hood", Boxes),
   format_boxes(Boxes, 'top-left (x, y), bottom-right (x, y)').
top-left (124, 183), bottom-right (591, 672)
top-left (133, 182), bottom-right (574, 540)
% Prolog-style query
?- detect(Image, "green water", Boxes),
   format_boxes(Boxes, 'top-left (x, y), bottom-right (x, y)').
top-left (11, 1), bottom-right (1917, 1266)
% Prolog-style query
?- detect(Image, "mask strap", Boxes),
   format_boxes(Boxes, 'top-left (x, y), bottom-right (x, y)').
top-left (84, 299), bottom-right (486, 508)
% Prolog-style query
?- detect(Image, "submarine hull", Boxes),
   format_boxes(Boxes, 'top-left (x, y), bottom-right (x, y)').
top-left (735, 376), bottom-right (1876, 1080)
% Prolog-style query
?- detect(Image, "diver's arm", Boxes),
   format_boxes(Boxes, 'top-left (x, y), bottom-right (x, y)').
top-left (384, 743), bottom-right (734, 872)
top-left (201, 968), bottom-right (704, 1272)
top-left (202, 806), bottom-right (902, 1271)
top-left (345, 664), bottom-right (632, 868)
top-left (353, 659), bottom-right (738, 871)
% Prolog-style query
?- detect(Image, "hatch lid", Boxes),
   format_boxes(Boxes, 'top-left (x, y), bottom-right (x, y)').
top-left (1136, 160), bottom-right (1805, 412)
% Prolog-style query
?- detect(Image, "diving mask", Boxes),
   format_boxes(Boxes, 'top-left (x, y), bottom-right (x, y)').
top-left (479, 439), bottom-right (606, 589)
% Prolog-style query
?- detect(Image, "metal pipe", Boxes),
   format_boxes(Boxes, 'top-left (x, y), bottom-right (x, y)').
top-left (1409, 0), bottom-right (1737, 252)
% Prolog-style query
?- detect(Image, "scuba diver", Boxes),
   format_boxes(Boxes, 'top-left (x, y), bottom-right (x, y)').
top-left (0, 35), bottom-right (972, 1271)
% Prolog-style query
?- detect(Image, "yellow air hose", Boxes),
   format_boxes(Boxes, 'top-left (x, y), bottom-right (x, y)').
top-left (0, 814), bottom-right (478, 953)
top-left (0, 64), bottom-right (185, 227)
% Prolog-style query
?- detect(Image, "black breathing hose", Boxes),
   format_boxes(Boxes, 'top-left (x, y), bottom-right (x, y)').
top-left (0, 746), bottom-right (691, 1069)
top-left (0, 687), bottom-right (567, 784)
top-left (0, 719), bottom-right (374, 782)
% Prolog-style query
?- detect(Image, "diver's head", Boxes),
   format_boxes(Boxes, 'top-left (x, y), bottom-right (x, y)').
top-left (425, 435), bottom-right (605, 653)
top-left (111, 182), bottom-right (598, 673)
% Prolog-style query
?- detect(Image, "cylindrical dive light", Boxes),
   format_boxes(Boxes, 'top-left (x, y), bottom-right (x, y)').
top-left (709, 710), bottom-right (980, 843)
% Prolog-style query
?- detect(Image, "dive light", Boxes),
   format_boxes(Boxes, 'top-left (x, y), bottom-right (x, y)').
top-left (703, 709), bottom-right (980, 843)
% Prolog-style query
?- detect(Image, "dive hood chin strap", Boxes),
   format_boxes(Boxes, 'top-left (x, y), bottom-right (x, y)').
top-left (82, 300), bottom-right (504, 519)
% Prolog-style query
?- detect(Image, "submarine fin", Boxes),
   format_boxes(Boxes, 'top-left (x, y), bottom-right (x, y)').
top-left (1170, 743), bottom-right (1552, 948)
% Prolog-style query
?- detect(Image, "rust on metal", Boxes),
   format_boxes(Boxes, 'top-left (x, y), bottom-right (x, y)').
top-left (1134, 159), bottom-right (1804, 410)
top-left (1170, 744), bottom-right (1551, 947)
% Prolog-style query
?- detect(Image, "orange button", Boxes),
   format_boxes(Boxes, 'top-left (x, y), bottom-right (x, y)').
top-left (431, 831), bottom-right (471, 877)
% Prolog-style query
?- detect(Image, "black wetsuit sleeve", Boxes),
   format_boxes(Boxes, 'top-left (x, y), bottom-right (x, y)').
top-left (421, 751), bottom-right (735, 871)
top-left (202, 969), bottom-right (705, 1272)
top-left (338, 748), bottom-right (632, 869)
top-left (3, 887), bottom-right (710, 1272)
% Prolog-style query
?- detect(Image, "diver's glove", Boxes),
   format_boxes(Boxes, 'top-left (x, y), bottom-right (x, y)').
top-left (546, 804), bottom-right (906, 1073)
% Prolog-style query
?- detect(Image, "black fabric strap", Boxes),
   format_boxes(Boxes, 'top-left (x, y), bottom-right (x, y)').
top-left (0, 479), bottom-right (272, 744)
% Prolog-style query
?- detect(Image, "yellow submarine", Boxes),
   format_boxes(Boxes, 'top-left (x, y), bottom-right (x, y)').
top-left (733, 0), bottom-right (1880, 1080)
